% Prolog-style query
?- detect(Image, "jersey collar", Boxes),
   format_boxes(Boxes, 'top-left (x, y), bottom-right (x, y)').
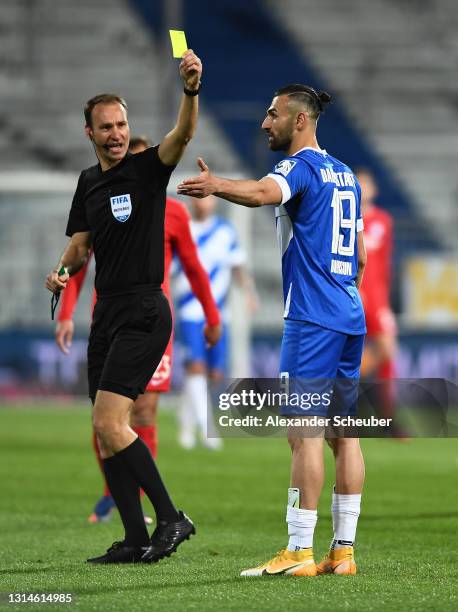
top-left (291, 146), bottom-right (327, 157)
top-left (194, 214), bottom-right (217, 230)
top-left (98, 150), bottom-right (132, 175)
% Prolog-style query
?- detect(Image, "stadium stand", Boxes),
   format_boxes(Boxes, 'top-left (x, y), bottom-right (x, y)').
top-left (0, 0), bottom-right (241, 175)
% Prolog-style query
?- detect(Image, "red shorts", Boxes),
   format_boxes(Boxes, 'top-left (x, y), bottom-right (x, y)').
top-left (364, 302), bottom-right (397, 338)
top-left (145, 336), bottom-right (173, 393)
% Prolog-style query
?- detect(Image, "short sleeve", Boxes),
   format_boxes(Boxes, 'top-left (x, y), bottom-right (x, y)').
top-left (133, 145), bottom-right (175, 188)
top-left (65, 172), bottom-right (89, 237)
top-left (266, 158), bottom-right (311, 204)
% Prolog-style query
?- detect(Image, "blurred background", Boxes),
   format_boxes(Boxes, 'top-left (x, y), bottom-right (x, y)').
top-left (0, 0), bottom-right (457, 402)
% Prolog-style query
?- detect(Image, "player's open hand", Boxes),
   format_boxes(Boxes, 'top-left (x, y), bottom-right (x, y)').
top-left (177, 158), bottom-right (216, 198)
top-left (180, 50), bottom-right (202, 92)
top-left (45, 268), bottom-right (69, 293)
top-left (204, 323), bottom-right (222, 348)
top-left (55, 319), bottom-right (74, 355)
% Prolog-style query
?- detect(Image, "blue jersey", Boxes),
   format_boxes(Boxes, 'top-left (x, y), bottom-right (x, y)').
top-left (267, 147), bottom-right (366, 335)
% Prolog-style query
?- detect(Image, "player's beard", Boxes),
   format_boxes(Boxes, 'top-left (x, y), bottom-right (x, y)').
top-left (268, 125), bottom-right (293, 152)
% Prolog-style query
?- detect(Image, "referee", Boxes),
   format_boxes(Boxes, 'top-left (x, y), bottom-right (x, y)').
top-left (45, 51), bottom-right (202, 564)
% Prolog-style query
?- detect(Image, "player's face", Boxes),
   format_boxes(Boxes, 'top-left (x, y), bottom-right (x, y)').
top-left (86, 103), bottom-right (130, 167)
top-left (261, 96), bottom-right (295, 151)
top-left (191, 195), bottom-right (216, 220)
top-left (357, 172), bottom-right (378, 205)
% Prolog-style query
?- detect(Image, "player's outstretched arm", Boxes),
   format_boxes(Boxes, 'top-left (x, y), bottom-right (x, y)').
top-left (45, 231), bottom-right (91, 294)
top-left (177, 158), bottom-right (282, 207)
top-left (158, 50), bottom-right (202, 167)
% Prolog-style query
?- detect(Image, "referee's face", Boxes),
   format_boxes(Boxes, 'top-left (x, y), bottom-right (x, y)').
top-left (261, 95), bottom-right (294, 152)
top-left (87, 103), bottom-right (130, 169)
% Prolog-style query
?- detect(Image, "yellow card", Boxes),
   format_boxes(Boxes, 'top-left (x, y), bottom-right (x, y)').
top-left (169, 30), bottom-right (188, 58)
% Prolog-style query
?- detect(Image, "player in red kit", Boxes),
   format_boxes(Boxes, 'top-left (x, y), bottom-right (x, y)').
top-left (56, 136), bottom-right (221, 522)
top-left (356, 169), bottom-right (397, 418)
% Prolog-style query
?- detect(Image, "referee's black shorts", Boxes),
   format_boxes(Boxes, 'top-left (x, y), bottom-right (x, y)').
top-left (87, 288), bottom-right (172, 402)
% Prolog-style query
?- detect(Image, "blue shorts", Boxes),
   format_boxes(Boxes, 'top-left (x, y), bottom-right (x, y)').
top-left (279, 319), bottom-right (365, 417)
top-left (180, 320), bottom-right (228, 373)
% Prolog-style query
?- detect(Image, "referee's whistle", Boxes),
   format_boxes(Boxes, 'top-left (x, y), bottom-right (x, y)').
top-left (50, 266), bottom-right (67, 321)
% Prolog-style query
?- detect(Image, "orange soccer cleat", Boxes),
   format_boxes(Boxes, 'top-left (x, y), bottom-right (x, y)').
top-left (241, 548), bottom-right (317, 577)
top-left (316, 547), bottom-right (357, 575)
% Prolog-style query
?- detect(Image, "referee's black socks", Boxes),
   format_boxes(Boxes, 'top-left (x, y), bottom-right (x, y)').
top-left (116, 437), bottom-right (180, 523)
top-left (103, 455), bottom-right (150, 547)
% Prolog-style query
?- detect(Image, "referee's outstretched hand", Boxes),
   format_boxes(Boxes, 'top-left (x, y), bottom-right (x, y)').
top-left (204, 323), bottom-right (222, 348)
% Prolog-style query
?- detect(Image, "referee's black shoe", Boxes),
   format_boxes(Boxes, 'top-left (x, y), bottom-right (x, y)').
top-left (141, 511), bottom-right (195, 563)
top-left (87, 541), bottom-right (148, 564)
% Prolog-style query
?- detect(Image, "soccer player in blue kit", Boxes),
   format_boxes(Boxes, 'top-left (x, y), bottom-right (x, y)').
top-left (178, 84), bottom-right (367, 577)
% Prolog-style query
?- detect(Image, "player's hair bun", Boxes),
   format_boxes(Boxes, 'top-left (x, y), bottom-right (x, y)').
top-left (318, 91), bottom-right (332, 105)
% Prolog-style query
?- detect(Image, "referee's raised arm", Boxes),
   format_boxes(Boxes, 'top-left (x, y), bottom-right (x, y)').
top-left (158, 50), bottom-right (202, 167)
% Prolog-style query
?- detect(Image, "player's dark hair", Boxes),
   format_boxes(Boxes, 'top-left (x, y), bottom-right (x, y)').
top-left (354, 167), bottom-right (374, 178)
top-left (275, 84), bottom-right (331, 119)
top-left (84, 93), bottom-right (128, 128)
top-left (129, 135), bottom-right (152, 149)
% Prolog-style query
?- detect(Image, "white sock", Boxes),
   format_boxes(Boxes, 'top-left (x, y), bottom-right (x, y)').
top-left (178, 375), bottom-right (201, 440)
top-left (185, 373), bottom-right (208, 436)
top-left (331, 488), bottom-right (361, 548)
top-left (286, 505), bottom-right (317, 551)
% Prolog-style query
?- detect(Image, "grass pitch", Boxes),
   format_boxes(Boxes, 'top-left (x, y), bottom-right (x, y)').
top-left (0, 404), bottom-right (457, 611)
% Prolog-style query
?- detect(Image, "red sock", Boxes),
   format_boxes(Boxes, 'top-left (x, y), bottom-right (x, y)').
top-left (378, 359), bottom-right (395, 380)
top-left (132, 425), bottom-right (158, 459)
top-left (92, 430), bottom-right (111, 497)
top-left (377, 359), bottom-right (396, 419)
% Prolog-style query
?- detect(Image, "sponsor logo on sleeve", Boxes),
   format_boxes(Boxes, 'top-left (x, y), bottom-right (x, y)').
top-left (274, 159), bottom-right (297, 177)
top-left (110, 194), bottom-right (132, 222)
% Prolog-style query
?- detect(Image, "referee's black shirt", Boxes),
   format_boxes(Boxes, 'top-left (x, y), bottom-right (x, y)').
top-left (66, 146), bottom-right (174, 297)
